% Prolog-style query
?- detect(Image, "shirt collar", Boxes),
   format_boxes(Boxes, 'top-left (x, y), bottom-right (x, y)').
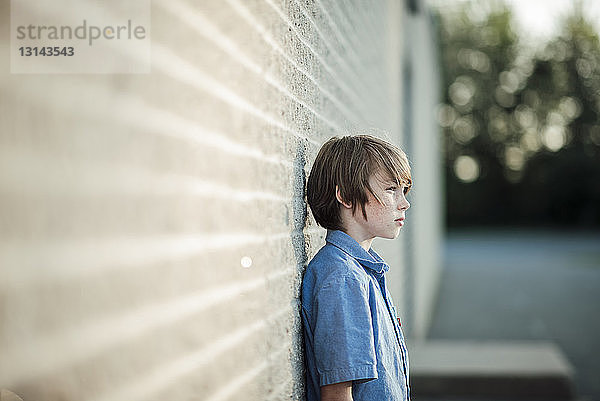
top-left (326, 230), bottom-right (390, 274)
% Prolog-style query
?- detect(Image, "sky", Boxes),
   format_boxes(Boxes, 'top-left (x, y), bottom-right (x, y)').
top-left (504, 0), bottom-right (600, 41)
top-left (428, 0), bottom-right (600, 45)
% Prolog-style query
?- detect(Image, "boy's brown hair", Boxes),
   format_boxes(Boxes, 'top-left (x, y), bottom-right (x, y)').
top-left (307, 135), bottom-right (412, 231)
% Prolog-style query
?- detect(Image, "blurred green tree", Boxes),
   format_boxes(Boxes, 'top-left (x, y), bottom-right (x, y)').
top-left (436, 1), bottom-right (600, 228)
top-left (518, 7), bottom-right (600, 226)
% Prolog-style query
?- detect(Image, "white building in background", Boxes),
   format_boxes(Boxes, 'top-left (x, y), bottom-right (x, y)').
top-left (0, 0), bottom-right (441, 399)
top-left (402, 0), bottom-right (444, 340)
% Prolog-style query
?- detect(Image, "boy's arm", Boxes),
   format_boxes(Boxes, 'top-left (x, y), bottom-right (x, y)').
top-left (313, 274), bottom-right (377, 389)
top-left (321, 381), bottom-right (353, 401)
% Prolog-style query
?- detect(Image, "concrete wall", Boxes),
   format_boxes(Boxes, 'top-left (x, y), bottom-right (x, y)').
top-left (0, 1), bottom-right (441, 400)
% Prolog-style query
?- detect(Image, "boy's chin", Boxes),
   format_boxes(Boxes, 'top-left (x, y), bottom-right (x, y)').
top-left (381, 230), bottom-right (401, 240)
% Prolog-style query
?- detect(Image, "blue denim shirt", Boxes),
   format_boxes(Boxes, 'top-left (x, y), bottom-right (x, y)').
top-left (301, 230), bottom-right (410, 401)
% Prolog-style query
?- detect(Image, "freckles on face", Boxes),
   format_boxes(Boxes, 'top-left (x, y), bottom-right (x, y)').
top-left (353, 174), bottom-right (408, 240)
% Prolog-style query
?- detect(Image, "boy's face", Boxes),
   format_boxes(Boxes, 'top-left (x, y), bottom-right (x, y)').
top-left (354, 172), bottom-right (411, 241)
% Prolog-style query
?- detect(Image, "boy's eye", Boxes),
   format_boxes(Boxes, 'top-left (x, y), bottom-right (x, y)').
top-left (386, 186), bottom-right (397, 192)
top-left (403, 186), bottom-right (410, 195)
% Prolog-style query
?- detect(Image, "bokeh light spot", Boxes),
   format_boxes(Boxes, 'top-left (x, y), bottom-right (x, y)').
top-left (452, 115), bottom-right (478, 144)
top-left (590, 126), bottom-right (600, 146)
top-left (542, 126), bottom-right (566, 152)
top-left (505, 146), bottom-right (525, 171)
top-left (521, 129), bottom-right (542, 152)
top-left (240, 256), bottom-right (253, 268)
top-left (559, 96), bottom-right (582, 120)
top-left (454, 155), bottom-right (480, 183)
top-left (576, 58), bottom-right (592, 79)
top-left (514, 105), bottom-right (537, 129)
top-left (495, 86), bottom-right (515, 108)
top-left (449, 76), bottom-right (476, 106)
top-left (499, 70), bottom-right (520, 93)
top-left (437, 104), bottom-right (457, 127)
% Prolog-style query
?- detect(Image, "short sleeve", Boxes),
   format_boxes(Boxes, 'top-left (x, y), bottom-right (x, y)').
top-left (313, 273), bottom-right (378, 386)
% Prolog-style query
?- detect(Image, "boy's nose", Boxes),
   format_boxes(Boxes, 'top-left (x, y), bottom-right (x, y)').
top-left (398, 197), bottom-right (410, 211)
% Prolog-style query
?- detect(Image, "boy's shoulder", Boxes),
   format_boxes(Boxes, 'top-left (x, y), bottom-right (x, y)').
top-left (304, 240), bottom-right (371, 291)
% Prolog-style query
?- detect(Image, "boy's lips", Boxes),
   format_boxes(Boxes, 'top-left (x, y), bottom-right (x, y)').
top-left (394, 217), bottom-right (405, 226)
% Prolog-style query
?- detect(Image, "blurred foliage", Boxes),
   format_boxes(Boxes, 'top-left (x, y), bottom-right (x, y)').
top-left (435, 1), bottom-right (600, 228)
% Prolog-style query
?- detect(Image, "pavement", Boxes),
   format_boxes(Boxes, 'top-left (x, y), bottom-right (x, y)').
top-left (410, 340), bottom-right (575, 399)
top-left (415, 228), bottom-right (600, 401)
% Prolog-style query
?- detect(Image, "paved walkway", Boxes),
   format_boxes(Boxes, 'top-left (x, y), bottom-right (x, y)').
top-left (425, 229), bottom-right (600, 401)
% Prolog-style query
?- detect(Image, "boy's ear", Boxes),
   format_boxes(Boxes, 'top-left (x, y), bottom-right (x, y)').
top-left (335, 186), bottom-right (353, 209)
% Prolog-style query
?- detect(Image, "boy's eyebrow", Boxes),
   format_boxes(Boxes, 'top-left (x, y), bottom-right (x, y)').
top-left (380, 177), bottom-right (402, 185)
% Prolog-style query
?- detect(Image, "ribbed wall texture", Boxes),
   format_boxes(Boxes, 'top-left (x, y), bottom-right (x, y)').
top-left (0, 1), bottom-right (412, 400)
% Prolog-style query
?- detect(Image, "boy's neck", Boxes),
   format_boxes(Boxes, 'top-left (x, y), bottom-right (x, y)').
top-left (357, 238), bottom-right (374, 251)
top-left (339, 210), bottom-right (375, 251)
top-left (341, 228), bottom-right (374, 251)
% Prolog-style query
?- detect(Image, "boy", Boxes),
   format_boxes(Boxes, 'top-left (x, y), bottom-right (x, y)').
top-left (302, 135), bottom-right (412, 401)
